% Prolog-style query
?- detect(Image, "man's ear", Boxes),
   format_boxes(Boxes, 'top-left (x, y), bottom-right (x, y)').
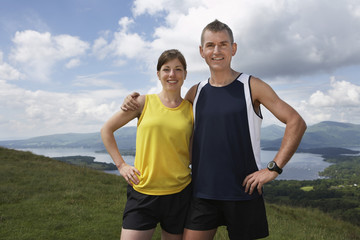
top-left (232, 42), bottom-right (237, 56)
top-left (199, 45), bottom-right (205, 58)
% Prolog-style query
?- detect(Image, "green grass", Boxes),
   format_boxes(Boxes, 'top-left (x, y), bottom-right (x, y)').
top-left (213, 204), bottom-right (360, 240)
top-left (1, 147), bottom-right (125, 240)
top-left (1, 147), bottom-right (360, 240)
top-left (300, 186), bottom-right (314, 191)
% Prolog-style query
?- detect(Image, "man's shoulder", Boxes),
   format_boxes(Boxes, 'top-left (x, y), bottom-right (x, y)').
top-left (185, 84), bottom-right (201, 104)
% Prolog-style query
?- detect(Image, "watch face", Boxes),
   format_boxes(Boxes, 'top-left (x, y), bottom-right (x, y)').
top-left (268, 161), bottom-right (275, 169)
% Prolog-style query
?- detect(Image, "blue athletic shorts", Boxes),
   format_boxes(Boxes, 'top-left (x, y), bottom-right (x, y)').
top-left (122, 183), bottom-right (192, 234)
top-left (185, 196), bottom-right (269, 239)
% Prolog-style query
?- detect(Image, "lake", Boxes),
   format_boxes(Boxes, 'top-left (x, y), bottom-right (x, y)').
top-left (17, 147), bottom-right (331, 181)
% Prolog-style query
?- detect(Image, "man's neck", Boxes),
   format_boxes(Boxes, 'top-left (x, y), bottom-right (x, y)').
top-left (209, 69), bottom-right (240, 87)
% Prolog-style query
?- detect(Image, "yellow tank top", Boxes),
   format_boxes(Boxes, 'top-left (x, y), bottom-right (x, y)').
top-left (133, 94), bottom-right (193, 195)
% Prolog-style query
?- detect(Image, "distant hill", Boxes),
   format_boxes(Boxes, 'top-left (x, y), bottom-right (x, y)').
top-left (301, 121), bottom-right (360, 148)
top-left (0, 127), bottom-right (137, 150)
top-left (261, 121), bottom-right (360, 149)
top-left (261, 124), bottom-right (285, 140)
top-left (0, 121), bottom-right (359, 150)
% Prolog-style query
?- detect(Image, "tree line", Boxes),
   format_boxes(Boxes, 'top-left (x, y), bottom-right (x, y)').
top-left (264, 155), bottom-right (360, 226)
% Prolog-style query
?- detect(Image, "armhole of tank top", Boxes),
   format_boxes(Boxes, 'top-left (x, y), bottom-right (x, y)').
top-left (192, 81), bottom-right (205, 128)
top-left (192, 82), bottom-right (201, 123)
top-left (195, 79), bottom-right (208, 98)
top-left (195, 82), bottom-right (201, 97)
top-left (137, 94), bottom-right (148, 126)
top-left (248, 75), bottom-right (263, 119)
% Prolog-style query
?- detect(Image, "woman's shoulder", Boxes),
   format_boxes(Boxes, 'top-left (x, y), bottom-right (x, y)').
top-left (137, 94), bottom-right (146, 103)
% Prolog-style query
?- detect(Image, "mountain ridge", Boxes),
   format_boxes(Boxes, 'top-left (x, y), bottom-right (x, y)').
top-left (1, 121), bottom-right (359, 150)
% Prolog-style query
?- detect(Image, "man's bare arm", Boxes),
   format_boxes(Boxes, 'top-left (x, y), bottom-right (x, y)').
top-left (243, 77), bottom-right (307, 195)
top-left (184, 84), bottom-right (198, 104)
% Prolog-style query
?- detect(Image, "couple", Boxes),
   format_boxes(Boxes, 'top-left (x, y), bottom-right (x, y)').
top-left (101, 20), bottom-right (306, 240)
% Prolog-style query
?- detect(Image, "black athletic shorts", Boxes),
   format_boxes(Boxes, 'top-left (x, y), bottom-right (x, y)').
top-left (185, 196), bottom-right (269, 239)
top-left (122, 183), bottom-right (192, 234)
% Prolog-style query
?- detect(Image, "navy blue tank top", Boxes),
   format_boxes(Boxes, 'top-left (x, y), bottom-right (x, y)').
top-left (192, 73), bottom-right (263, 200)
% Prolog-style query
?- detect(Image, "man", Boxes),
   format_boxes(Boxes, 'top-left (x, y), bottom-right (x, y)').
top-left (122, 20), bottom-right (306, 240)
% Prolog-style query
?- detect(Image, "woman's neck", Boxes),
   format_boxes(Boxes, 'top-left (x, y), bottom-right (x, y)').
top-left (157, 91), bottom-right (183, 108)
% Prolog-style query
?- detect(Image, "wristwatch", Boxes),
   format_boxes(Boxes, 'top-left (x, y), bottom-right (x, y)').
top-left (267, 161), bottom-right (283, 174)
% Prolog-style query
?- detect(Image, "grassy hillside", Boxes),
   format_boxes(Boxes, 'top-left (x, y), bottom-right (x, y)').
top-left (1, 147), bottom-right (359, 240)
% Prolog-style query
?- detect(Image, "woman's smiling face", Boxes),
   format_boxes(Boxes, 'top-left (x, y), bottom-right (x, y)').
top-left (157, 58), bottom-right (187, 91)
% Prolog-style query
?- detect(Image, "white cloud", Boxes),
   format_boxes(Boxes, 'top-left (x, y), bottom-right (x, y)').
top-left (132, 0), bottom-right (203, 17)
top-left (92, 36), bottom-right (109, 60)
top-left (128, 0), bottom-right (360, 80)
top-left (309, 77), bottom-right (360, 107)
top-left (0, 51), bottom-right (24, 81)
top-left (10, 30), bottom-right (89, 82)
top-left (299, 77), bottom-right (360, 125)
top-left (73, 72), bottom-right (121, 87)
top-left (54, 34), bottom-right (89, 57)
top-left (132, 0), bottom-right (167, 16)
top-left (93, 17), bottom-right (150, 62)
top-left (348, 2), bottom-right (360, 18)
top-left (118, 17), bottom-right (134, 32)
top-left (0, 80), bottom-right (130, 139)
top-left (111, 31), bottom-right (148, 58)
top-left (90, 0), bottom-right (360, 127)
top-left (66, 58), bottom-right (81, 69)
top-left (308, 90), bottom-right (334, 107)
top-left (3, 0), bottom-right (360, 139)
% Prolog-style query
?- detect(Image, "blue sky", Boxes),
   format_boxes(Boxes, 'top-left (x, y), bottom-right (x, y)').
top-left (0, 0), bottom-right (359, 140)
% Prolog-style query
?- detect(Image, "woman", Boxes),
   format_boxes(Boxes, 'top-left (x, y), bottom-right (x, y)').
top-left (101, 49), bottom-right (193, 240)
